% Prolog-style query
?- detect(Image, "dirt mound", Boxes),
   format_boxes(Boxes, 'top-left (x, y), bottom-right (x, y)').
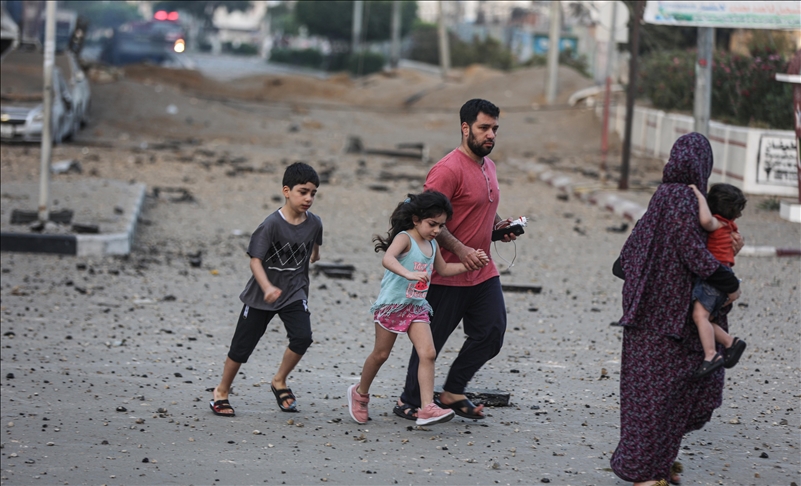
top-left (116, 62), bottom-right (594, 112)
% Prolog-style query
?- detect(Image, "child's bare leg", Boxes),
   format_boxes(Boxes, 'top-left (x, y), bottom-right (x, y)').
top-left (713, 323), bottom-right (734, 348)
top-left (692, 301), bottom-right (718, 361)
top-left (271, 348), bottom-right (303, 407)
top-left (214, 357), bottom-right (241, 404)
top-left (358, 324), bottom-right (398, 395)
top-left (408, 321), bottom-right (437, 408)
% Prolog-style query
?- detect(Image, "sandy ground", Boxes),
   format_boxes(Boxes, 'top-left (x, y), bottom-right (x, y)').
top-left (1, 61), bottom-right (799, 485)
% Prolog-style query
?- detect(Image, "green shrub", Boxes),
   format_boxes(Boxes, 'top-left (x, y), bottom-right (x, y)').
top-left (271, 48), bottom-right (385, 76)
top-left (223, 41), bottom-right (259, 56)
top-left (349, 51), bottom-right (386, 76)
top-left (270, 47), bottom-right (324, 68)
top-left (638, 49), bottom-right (792, 129)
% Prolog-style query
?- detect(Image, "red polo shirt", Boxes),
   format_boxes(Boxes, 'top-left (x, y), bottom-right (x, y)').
top-left (424, 148), bottom-right (500, 286)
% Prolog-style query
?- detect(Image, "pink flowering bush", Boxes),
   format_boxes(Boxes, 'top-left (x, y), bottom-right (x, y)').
top-left (639, 49), bottom-right (792, 129)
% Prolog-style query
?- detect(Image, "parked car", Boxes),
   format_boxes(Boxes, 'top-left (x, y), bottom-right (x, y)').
top-left (100, 17), bottom-right (185, 66)
top-left (0, 48), bottom-right (76, 143)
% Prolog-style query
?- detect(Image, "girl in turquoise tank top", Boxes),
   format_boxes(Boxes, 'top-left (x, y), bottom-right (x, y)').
top-left (347, 191), bottom-right (489, 426)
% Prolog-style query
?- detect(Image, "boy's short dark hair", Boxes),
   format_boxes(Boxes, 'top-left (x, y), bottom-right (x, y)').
top-left (283, 162), bottom-right (320, 189)
top-left (460, 99), bottom-right (500, 127)
top-left (707, 183), bottom-right (747, 220)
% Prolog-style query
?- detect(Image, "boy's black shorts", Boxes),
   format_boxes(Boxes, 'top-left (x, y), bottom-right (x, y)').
top-left (227, 299), bottom-right (313, 363)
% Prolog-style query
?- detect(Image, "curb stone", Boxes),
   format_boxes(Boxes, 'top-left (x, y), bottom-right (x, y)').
top-left (510, 159), bottom-right (800, 258)
top-left (0, 181), bottom-right (147, 257)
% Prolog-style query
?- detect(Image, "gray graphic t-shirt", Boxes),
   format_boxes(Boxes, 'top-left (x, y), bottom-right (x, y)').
top-left (239, 209), bottom-right (323, 311)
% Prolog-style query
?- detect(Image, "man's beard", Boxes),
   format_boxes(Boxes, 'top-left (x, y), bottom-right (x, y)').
top-left (467, 128), bottom-right (494, 157)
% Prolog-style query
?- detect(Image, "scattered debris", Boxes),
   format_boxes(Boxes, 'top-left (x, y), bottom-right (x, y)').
top-left (433, 386), bottom-right (510, 407)
top-left (153, 186), bottom-right (195, 203)
top-left (606, 223), bottom-right (629, 233)
top-left (313, 262), bottom-right (355, 280)
top-left (71, 223), bottom-right (99, 234)
top-left (345, 136), bottom-right (429, 162)
top-left (188, 251), bottom-right (202, 267)
top-left (51, 159), bottom-right (82, 174)
top-left (500, 283), bottom-right (542, 294)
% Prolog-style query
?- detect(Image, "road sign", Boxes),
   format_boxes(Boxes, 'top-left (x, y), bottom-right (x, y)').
top-left (644, 1), bottom-right (801, 30)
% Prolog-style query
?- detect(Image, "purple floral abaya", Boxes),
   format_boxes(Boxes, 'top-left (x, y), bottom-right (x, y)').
top-left (611, 133), bottom-right (731, 482)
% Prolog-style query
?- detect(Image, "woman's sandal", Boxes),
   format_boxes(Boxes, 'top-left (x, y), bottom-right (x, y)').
top-left (271, 384), bottom-right (299, 413)
top-left (723, 337), bottom-right (746, 369)
top-left (669, 461), bottom-right (683, 485)
top-left (693, 352), bottom-right (724, 379)
top-left (435, 397), bottom-right (485, 420)
top-left (393, 401), bottom-right (418, 421)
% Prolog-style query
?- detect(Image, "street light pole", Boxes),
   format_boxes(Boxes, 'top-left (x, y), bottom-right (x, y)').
top-left (39, 0), bottom-right (56, 222)
top-left (390, 0), bottom-right (401, 69)
top-left (620, 1), bottom-right (644, 191)
top-left (437, 0), bottom-right (451, 80)
top-left (693, 27), bottom-right (714, 137)
top-left (545, 0), bottom-right (561, 104)
top-left (351, 0), bottom-right (363, 54)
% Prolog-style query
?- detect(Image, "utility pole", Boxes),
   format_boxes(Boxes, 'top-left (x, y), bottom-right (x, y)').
top-left (545, 0), bottom-right (561, 104)
top-left (620, 1), bottom-right (643, 191)
top-left (39, 0), bottom-right (56, 222)
top-left (390, 0), bottom-right (401, 69)
top-left (351, 0), bottom-right (363, 54)
top-left (693, 27), bottom-right (714, 137)
top-left (600, 0), bottom-right (618, 177)
top-left (437, 0), bottom-right (451, 80)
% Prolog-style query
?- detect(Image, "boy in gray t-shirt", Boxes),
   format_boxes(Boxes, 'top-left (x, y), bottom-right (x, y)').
top-left (210, 162), bottom-right (323, 417)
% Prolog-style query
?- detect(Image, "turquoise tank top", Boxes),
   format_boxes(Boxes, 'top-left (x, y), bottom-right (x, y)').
top-left (370, 231), bottom-right (436, 317)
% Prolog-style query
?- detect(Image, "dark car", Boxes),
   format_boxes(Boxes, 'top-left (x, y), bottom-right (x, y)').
top-left (100, 18), bottom-right (185, 66)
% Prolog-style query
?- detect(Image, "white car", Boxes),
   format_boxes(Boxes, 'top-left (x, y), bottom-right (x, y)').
top-left (0, 48), bottom-right (76, 143)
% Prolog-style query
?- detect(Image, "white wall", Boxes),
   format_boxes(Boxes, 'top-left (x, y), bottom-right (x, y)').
top-left (598, 103), bottom-right (798, 197)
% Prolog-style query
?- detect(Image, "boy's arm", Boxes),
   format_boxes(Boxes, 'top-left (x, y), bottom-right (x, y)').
top-left (689, 184), bottom-right (721, 232)
top-left (249, 257), bottom-right (282, 303)
top-left (310, 243), bottom-right (320, 264)
top-left (434, 248), bottom-right (489, 277)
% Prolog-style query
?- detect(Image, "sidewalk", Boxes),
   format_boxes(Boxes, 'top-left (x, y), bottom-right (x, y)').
top-left (0, 178), bottom-right (146, 256)
top-left (509, 158), bottom-right (801, 257)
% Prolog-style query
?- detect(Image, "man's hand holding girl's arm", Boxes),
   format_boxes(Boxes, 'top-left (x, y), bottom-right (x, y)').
top-left (435, 226), bottom-right (487, 271)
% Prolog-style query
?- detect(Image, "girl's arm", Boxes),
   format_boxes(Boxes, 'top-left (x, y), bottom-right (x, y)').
top-left (434, 247), bottom-right (489, 277)
top-left (310, 243), bottom-right (320, 264)
top-left (250, 257), bottom-right (282, 303)
top-left (382, 233), bottom-right (428, 282)
top-left (689, 184), bottom-right (721, 232)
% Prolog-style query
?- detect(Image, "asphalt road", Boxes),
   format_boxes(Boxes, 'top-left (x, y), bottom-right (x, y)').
top-left (1, 53), bottom-right (799, 485)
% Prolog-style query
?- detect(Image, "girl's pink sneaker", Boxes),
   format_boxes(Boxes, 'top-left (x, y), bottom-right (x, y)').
top-left (347, 384), bottom-right (369, 424)
top-left (415, 402), bottom-right (454, 425)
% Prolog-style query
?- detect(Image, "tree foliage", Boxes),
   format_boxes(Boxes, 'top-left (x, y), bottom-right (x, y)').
top-left (639, 48), bottom-right (792, 129)
top-left (295, 0), bottom-right (417, 43)
top-left (65, 1), bottom-right (142, 29)
top-left (407, 25), bottom-right (514, 71)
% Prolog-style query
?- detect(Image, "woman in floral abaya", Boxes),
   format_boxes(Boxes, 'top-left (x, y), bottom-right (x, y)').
top-left (610, 133), bottom-right (743, 485)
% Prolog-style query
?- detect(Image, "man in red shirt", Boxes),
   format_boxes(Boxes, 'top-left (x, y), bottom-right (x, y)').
top-left (395, 99), bottom-right (518, 420)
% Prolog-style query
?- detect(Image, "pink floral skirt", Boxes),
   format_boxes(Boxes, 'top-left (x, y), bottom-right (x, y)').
top-left (374, 304), bottom-right (431, 334)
